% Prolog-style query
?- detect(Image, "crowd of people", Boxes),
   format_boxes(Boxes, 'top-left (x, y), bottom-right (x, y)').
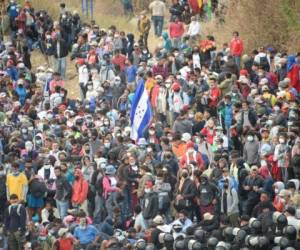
top-left (0, 0), bottom-right (300, 249)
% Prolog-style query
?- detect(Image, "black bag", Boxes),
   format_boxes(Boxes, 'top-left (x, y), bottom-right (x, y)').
top-left (30, 179), bottom-right (47, 198)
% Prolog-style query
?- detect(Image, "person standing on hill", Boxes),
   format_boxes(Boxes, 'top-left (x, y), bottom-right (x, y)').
top-left (137, 11), bottom-right (151, 49)
top-left (230, 31), bottom-right (244, 71)
top-left (149, 0), bottom-right (166, 37)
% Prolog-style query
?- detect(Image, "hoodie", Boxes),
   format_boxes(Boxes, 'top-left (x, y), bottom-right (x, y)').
top-left (72, 170), bottom-right (89, 205)
top-left (162, 32), bottom-right (172, 52)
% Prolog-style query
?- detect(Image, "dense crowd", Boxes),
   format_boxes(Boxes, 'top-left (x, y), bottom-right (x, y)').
top-left (0, 0), bottom-right (300, 249)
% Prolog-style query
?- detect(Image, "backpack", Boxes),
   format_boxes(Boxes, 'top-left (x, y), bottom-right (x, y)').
top-left (8, 204), bottom-right (22, 216)
top-left (158, 191), bottom-right (170, 212)
top-left (30, 179), bottom-right (47, 198)
top-left (259, 56), bottom-right (270, 71)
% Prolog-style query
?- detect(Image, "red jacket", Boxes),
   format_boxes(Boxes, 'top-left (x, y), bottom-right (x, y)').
top-left (230, 38), bottom-right (244, 56)
top-left (72, 170), bottom-right (89, 204)
top-left (200, 127), bottom-right (216, 145)
top-left (287, 64), bottom-right (300, 93)
top-left (209, 86), bottom-right (221, 107)
top-left (180, 151), bottom-right (204, 170)
top-left (169, 22), bottom-right (185, 39)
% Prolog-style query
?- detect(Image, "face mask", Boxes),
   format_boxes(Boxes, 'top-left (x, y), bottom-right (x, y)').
top-left (149, 130), bottom-right (155, 135)
top-left (129, 161), bottom-right (136, 166)
top-left (104, 121), bottom-right (110, 126)
top-left (174, 52), bottom-right (179, 57)
top-left (104, 143), bottom-right (110, 148)
top-left (224, 183), bottom-right (229, 189)
top-left (179, 218), bottom-right (185, 224)
top-left (155, 179), bottom-right (163, 185)
top-left (195, 138), bottom-right (200, 144)
top-left (279, 138), bottom-right (285, 144)
top-left (26, 145), bottom-right (33, 151)
top-left (21, 128), bottom-right (27, 134)
top-left (247, 136), bottom-right (254, 142)
top-left (188, 81), bottom-right (194, 86)
top-left (46, 35), bottom-right (51, 39)
top-left (165, 83), bottom-right (171, 88)
top-left (187, 148), bottom-right (194, 154)
top-left (13, 171), bottom-right (19, 176)
top-left (188, 114), bottom-right (194, 119)
top-left (168, 136), bottom-right (173, 141)
top-left (144, 188), bottom-right (151, 193)
top-left (44, 165), bottom-right (51, 170)
top-left (275, 188), bottom-right (279, 194)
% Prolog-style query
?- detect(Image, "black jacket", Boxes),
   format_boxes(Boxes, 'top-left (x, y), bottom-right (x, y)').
top-left (53, 38), bottom-right (69, 58)
top-left (143, 191), bottom-right (158, 220)
top-left (4, 204), bottom-right (27, 233)
top-left (55, 175), bottom-right (72, 201)
top-left (176, 178), bottom-right (196, 202)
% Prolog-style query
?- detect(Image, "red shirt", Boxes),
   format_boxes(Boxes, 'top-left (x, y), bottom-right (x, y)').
top-left (112, 54), bottom-right (127, 72)
top-left (169, 22), bottom-right (185, 39)
top-left (57, 238), bottom-right (74, 250)
top-left (230, 38), bottom-right (244, 56)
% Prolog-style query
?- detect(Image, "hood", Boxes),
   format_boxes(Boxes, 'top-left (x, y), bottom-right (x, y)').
top-left (74, 169), bottom-right (84, 180)
top-left (287, 55), bottom-right (296, 72)
top-left (127, 33), bottom-right (134, 42)
top-left (274, 181), bottom-right (284, 192)
top-left (289, 179), bottom-right (300, 191)
top-left (162, 31), bottom-right (169, 40)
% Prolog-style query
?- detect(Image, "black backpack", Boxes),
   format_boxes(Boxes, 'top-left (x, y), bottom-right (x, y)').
top-left (30, 178), bottom-right (47, 198)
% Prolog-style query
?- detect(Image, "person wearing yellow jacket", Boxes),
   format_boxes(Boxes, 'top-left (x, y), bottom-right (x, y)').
top-left (137, 11), bottom-right (151, 49)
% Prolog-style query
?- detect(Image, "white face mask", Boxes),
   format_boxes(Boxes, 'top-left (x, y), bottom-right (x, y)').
top-left (149, 130), bottom-right (155, 135)
top-left (275, 188), bottom-right (279, 194)
top-left (189, 114), bottom-right (194, 119)
top-left (247, 136), bottom-right (254, 142)
top-left (44, 165), bottom-right (51, 170)
top-left (104, 143), bottom-right (110, 148)
top-left (46, 35), bottom-right (51, 39)
top-left (144, 188), bottom-right (151, 193)
top-left (279, 138), bottom-right (285, 144)
top-left (165, 83), bottom-right (171, 88)
top-left (26, 145), bottom-right (33, 151)
top-left (87, 85), bottom-right (93, 90)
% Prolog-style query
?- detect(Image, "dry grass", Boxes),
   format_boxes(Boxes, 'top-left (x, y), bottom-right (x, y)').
top-left (202, 0), bottom-right (300, 53)
top-left (29, 0), bottom-right (161, 98)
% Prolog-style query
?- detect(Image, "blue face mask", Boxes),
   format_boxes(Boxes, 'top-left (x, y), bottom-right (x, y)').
top-left (12, 171), bottom-right (19, 176)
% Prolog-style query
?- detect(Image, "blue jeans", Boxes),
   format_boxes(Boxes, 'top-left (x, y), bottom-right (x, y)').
top-left (56, 200), bottom-right (69, 219)
top-left (233, 56), bottom-right (241, 71)
top-left (54, 57), bottom-right (67, 79)
top-left (151, 16), bottom-right (164, 37)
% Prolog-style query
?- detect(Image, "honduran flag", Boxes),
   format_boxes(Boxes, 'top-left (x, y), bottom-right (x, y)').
top-left (130, 79), bottom-right (152, 141)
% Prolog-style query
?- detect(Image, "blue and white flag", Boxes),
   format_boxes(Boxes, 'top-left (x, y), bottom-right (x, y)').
top-left (130, 80), bottom-right (152, 141)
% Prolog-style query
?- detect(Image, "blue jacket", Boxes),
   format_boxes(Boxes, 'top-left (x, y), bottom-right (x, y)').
top-left (218, 176), bottom-right (238, 191)
top-left (6, 67), bottom-right (18, 82)
top-left (15, 86), bottom-right (27, 105)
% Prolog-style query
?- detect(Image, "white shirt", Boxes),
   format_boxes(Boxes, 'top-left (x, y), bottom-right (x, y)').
top-left (149, 0), bottom-right (166, 17)
top-left (188, 21), bottom-right (200, 37)
top-left (78, 65), bottom-right (89, 85)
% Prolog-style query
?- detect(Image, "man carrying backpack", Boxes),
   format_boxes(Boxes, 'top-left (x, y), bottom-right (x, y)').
top-left (4, 194), bottom-right (27, 250)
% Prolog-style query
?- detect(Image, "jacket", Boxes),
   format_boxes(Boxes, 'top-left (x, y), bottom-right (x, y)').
top-left (230, 38), bottom-right (243, 56)
top-left (220, 188), bottom-right (239, 215)
top-left (169, 21), bottom-right (184, 39)
top-left (180, 151), bottom-right (204, 170)
top-left (143, 191), bottom-right (159, 220)
top-left (243, 140), bottom-right (260, 165)
top-left (102, 175), bottom-right (119, 199)
top-left (72, 170), bottom-right (89, 204)
top-left (138, 17), bottom-right (151, 35)
top-left (4, 204), bottom-right (27, 233)
top-left (219, 78), bottom-right (233, 98)
top-left (173, 117), bottom-right (193, 134)
top-left (197, 182), bottom-right (219, 206)
top-left (162, 32), bottom-right (172, 52)
top-left (53, 38), bottom-right (68, 58)
top-left (176, 178), bottom-right (196, 202)
top-left (55, 175), bottom-right (72, 201)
